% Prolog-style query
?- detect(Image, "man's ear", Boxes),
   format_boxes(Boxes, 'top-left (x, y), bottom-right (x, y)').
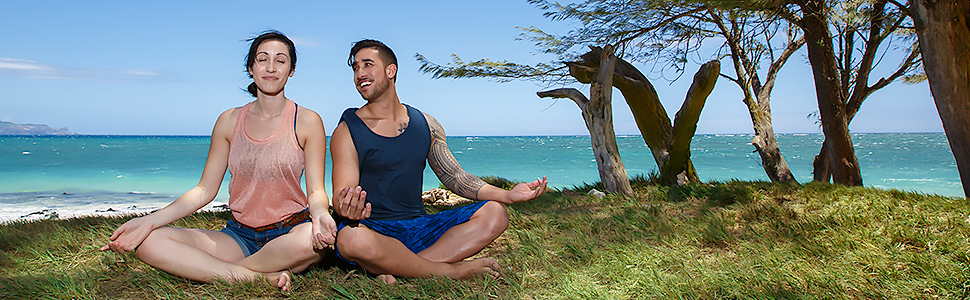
top-left (386, 63), bottom-right (397, 80)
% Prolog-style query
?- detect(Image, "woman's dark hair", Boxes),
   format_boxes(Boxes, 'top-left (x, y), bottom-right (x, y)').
top-left (348, 39), bottom-right (398, 82)
top-left (244, 30), bottom-right (297, 97)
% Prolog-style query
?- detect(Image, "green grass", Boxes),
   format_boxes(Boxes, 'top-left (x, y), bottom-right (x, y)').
top-left (2, 179), bottom-right (969, 299)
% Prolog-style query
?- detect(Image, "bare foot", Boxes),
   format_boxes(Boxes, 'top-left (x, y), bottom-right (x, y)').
top-left (377, 274), bottom-right (397, 285)
top-left (450, 258), bottom-right (500, 279)
top-left (266, 270), bottom-right (293, 292)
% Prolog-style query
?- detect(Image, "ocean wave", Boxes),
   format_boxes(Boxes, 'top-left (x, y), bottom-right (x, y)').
top-left (881, 178), bottom-right (938, 182)
top-left (0, 191), bottom-right (193, 224)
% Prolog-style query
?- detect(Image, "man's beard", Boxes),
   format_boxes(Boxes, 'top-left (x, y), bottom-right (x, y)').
top-left (360, 78), bottom-right (390, 101)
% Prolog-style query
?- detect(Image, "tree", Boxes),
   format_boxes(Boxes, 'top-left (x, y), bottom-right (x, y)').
top-left (909, 0), bottom-right (970, 197)
top-left (418, 1), bottom-right (727, 192)
top-left (539, 47), bottom-right (719, 187)
top-left (542, 44), bottom-right (635, 195)
top-left (703, 8), bottom-right (804, 183)
top-left (771, 0), bottom-right (921, 185)
top-left (518, 0), bottom-right (808, 184)
top-left (528, 0), bottom-right (921, 186)
top-left (419, 45), bottom-right (719, 194)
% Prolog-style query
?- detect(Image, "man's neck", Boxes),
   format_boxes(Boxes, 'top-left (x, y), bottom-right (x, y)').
top-left (360, 88), bottom-right (403, 120)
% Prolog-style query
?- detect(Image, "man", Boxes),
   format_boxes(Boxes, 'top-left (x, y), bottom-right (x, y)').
top-left (330, 39), bottom-right (548, 283)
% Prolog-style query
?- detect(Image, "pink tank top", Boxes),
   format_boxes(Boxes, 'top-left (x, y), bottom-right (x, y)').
top-left (228, 100), bottom-right (307, 227)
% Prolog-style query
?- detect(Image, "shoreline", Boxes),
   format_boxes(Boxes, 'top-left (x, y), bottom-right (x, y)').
top-left (0, 188), bottom-right (474, 224)
top-left (3, 182), bottom-right (965, 225)
top-left (0, 201), bottom-right (230, 224)
top-left (0, 132), bottom-right (951, 138)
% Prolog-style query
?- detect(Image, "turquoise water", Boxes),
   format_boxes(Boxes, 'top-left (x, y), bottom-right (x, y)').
top-left (0, 133), bottom-right (962, 220)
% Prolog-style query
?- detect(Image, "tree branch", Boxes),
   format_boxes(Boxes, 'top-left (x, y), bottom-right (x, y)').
top-left (847, 0), bottom-right (889, 117)
top-left (761, 35), bottom-right (806, 97)
top-left (615, 6), bottom-right (708, 46)
top-left (537, 88), bottom-right (589, 111)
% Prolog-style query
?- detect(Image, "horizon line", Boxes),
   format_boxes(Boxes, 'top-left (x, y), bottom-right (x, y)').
top-left (0, 131), bottom-right (949, 138)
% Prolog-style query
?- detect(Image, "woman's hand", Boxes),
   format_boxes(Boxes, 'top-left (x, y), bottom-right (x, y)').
top-left (99, 217), bottom-right (156, 254)
top-left (311, 213), bottom-right (338, 251)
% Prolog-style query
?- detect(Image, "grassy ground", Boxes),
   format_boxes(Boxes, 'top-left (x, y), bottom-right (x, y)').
top-left (1, 178), bottom-right (968, 299)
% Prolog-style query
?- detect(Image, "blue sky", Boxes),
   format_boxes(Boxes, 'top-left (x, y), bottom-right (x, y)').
top-left (1, 1), bottom-right (944, 136)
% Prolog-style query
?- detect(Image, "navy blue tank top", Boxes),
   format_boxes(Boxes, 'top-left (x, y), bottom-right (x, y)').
top-left (339, 104), bottom-right (431, 220)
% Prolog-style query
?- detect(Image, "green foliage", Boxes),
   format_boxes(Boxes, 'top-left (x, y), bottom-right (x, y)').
top-left (417, 0), bottom-right (726, 85)
top-left (480, 175), bottom-right (519, 190)
top-left (2, 181), bottom-right (968, 299)
top-left (415, 53), bottom-right (567, 85)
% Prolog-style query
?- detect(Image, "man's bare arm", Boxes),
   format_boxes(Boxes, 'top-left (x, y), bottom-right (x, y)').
top-left (425, 113), bottom-right (487, 199)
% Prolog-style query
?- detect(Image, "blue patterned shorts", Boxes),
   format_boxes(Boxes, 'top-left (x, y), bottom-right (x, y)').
top-left (334, 200), bottom-right (490, 264)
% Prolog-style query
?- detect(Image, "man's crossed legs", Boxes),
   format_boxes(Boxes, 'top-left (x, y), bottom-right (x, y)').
top-left (334, 200), bottom-right (509, 283)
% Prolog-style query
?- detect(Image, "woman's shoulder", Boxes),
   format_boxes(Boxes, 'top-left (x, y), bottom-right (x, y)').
top-left (216, 106), bottom-right (243, 125)
top-left (295, 105), bottom-right (323, 125)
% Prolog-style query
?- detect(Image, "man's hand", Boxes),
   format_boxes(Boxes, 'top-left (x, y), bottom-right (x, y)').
top-left (507, 176), bottom-right (549, 203)
top-left (335, 186), bottom-right (372, 220)
top-left (311, 213), bottom-right (338, 250)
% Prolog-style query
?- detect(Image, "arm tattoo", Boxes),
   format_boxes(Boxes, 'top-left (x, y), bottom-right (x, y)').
top-left (426, 114), bottom-right (486, 199)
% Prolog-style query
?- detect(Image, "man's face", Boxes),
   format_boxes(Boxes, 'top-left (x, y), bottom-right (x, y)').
top-left (351, 48), bottom-right (394, 101)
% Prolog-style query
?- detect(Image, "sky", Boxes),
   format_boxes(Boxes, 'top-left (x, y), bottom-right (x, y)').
top-left (1, 1), bottom-right (945, 136)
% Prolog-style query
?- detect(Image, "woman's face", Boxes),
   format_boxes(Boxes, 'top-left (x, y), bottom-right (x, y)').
top-left (248, 40), bottom-right (294, 97)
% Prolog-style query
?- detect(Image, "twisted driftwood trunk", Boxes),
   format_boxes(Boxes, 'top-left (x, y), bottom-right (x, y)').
top-left (539, 46), bottom-right (719, 190)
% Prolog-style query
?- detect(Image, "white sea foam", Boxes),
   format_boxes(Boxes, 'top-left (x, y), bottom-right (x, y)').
top-left (0, 190), bottom-right (227, 224)
top-left (882, 178), bottom-right (937, 182)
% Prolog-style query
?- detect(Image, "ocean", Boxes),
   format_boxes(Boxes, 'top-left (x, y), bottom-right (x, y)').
top-left (1, 133), bottom-right (962, 222)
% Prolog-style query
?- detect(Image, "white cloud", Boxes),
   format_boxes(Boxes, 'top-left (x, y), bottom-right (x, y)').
top-left (123, 70), bottom-right (161, 76)
top-left (0, 58), bottom-right (50, 71)
top-left (0, 57), bottom-right (168, 81)
top-left (290, 36), bottom-right (324, 49)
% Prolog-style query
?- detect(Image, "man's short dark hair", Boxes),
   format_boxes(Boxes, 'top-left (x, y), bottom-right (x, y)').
top-left (348, 39), bottom-right (398, 81)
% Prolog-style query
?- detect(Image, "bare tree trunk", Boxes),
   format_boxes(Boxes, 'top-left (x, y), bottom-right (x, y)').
top-left (751, 115), bottom-right (797, 182)
top-left (547, 46), bottom-right (715, 188)
top-left (708, 9), bottom-right (800, 184)
top-left (537, 88), bottom-right (631, 196)
top-left (537, 46), bottom-right (634, 196)
top-left (568, 46), bottom-right (701, 183)
top-left (587, 46), bottom-right (634, 195)
top-left (812, 140), bottom-right (833, 182)
top-left (661, 61), bottom-right (720, 185)
top-left (910, 0), bottom-right (970, 198)
top-left (796, 0), bottom-right (864, 186)
top-left (807, 0), bottom-right (910, 185)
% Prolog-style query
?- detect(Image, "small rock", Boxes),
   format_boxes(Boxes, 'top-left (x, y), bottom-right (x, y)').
top-left (588, 189), bottom-right (606, 198)
top-left (422, 188), bottom-right (473, 206)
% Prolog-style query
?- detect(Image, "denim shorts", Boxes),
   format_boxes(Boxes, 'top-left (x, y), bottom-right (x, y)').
top-left (221, 214), bottom-right (310, 257)
top-left (334, 200), bottom-right (489, 264)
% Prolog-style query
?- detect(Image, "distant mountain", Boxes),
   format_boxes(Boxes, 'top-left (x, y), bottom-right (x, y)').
top-left (0, 121), bottom-right (76, 135)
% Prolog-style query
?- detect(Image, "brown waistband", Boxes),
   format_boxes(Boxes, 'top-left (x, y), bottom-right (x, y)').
top-left (236, 209), bottom-right (311, 233)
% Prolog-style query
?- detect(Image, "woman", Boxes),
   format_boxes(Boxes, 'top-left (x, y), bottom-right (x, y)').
top-left (101, 31), bottom-right (335, 292)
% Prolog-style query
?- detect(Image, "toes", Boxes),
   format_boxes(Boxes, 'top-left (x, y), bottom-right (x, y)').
top-left (485, 268), bottom-right (500, 279)
top-left (377, 274), bottom-right (397, 285)
top-left (487, 259), bottom-right (500, 271)
top-left (277, 271), bottom-right (293, 292)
